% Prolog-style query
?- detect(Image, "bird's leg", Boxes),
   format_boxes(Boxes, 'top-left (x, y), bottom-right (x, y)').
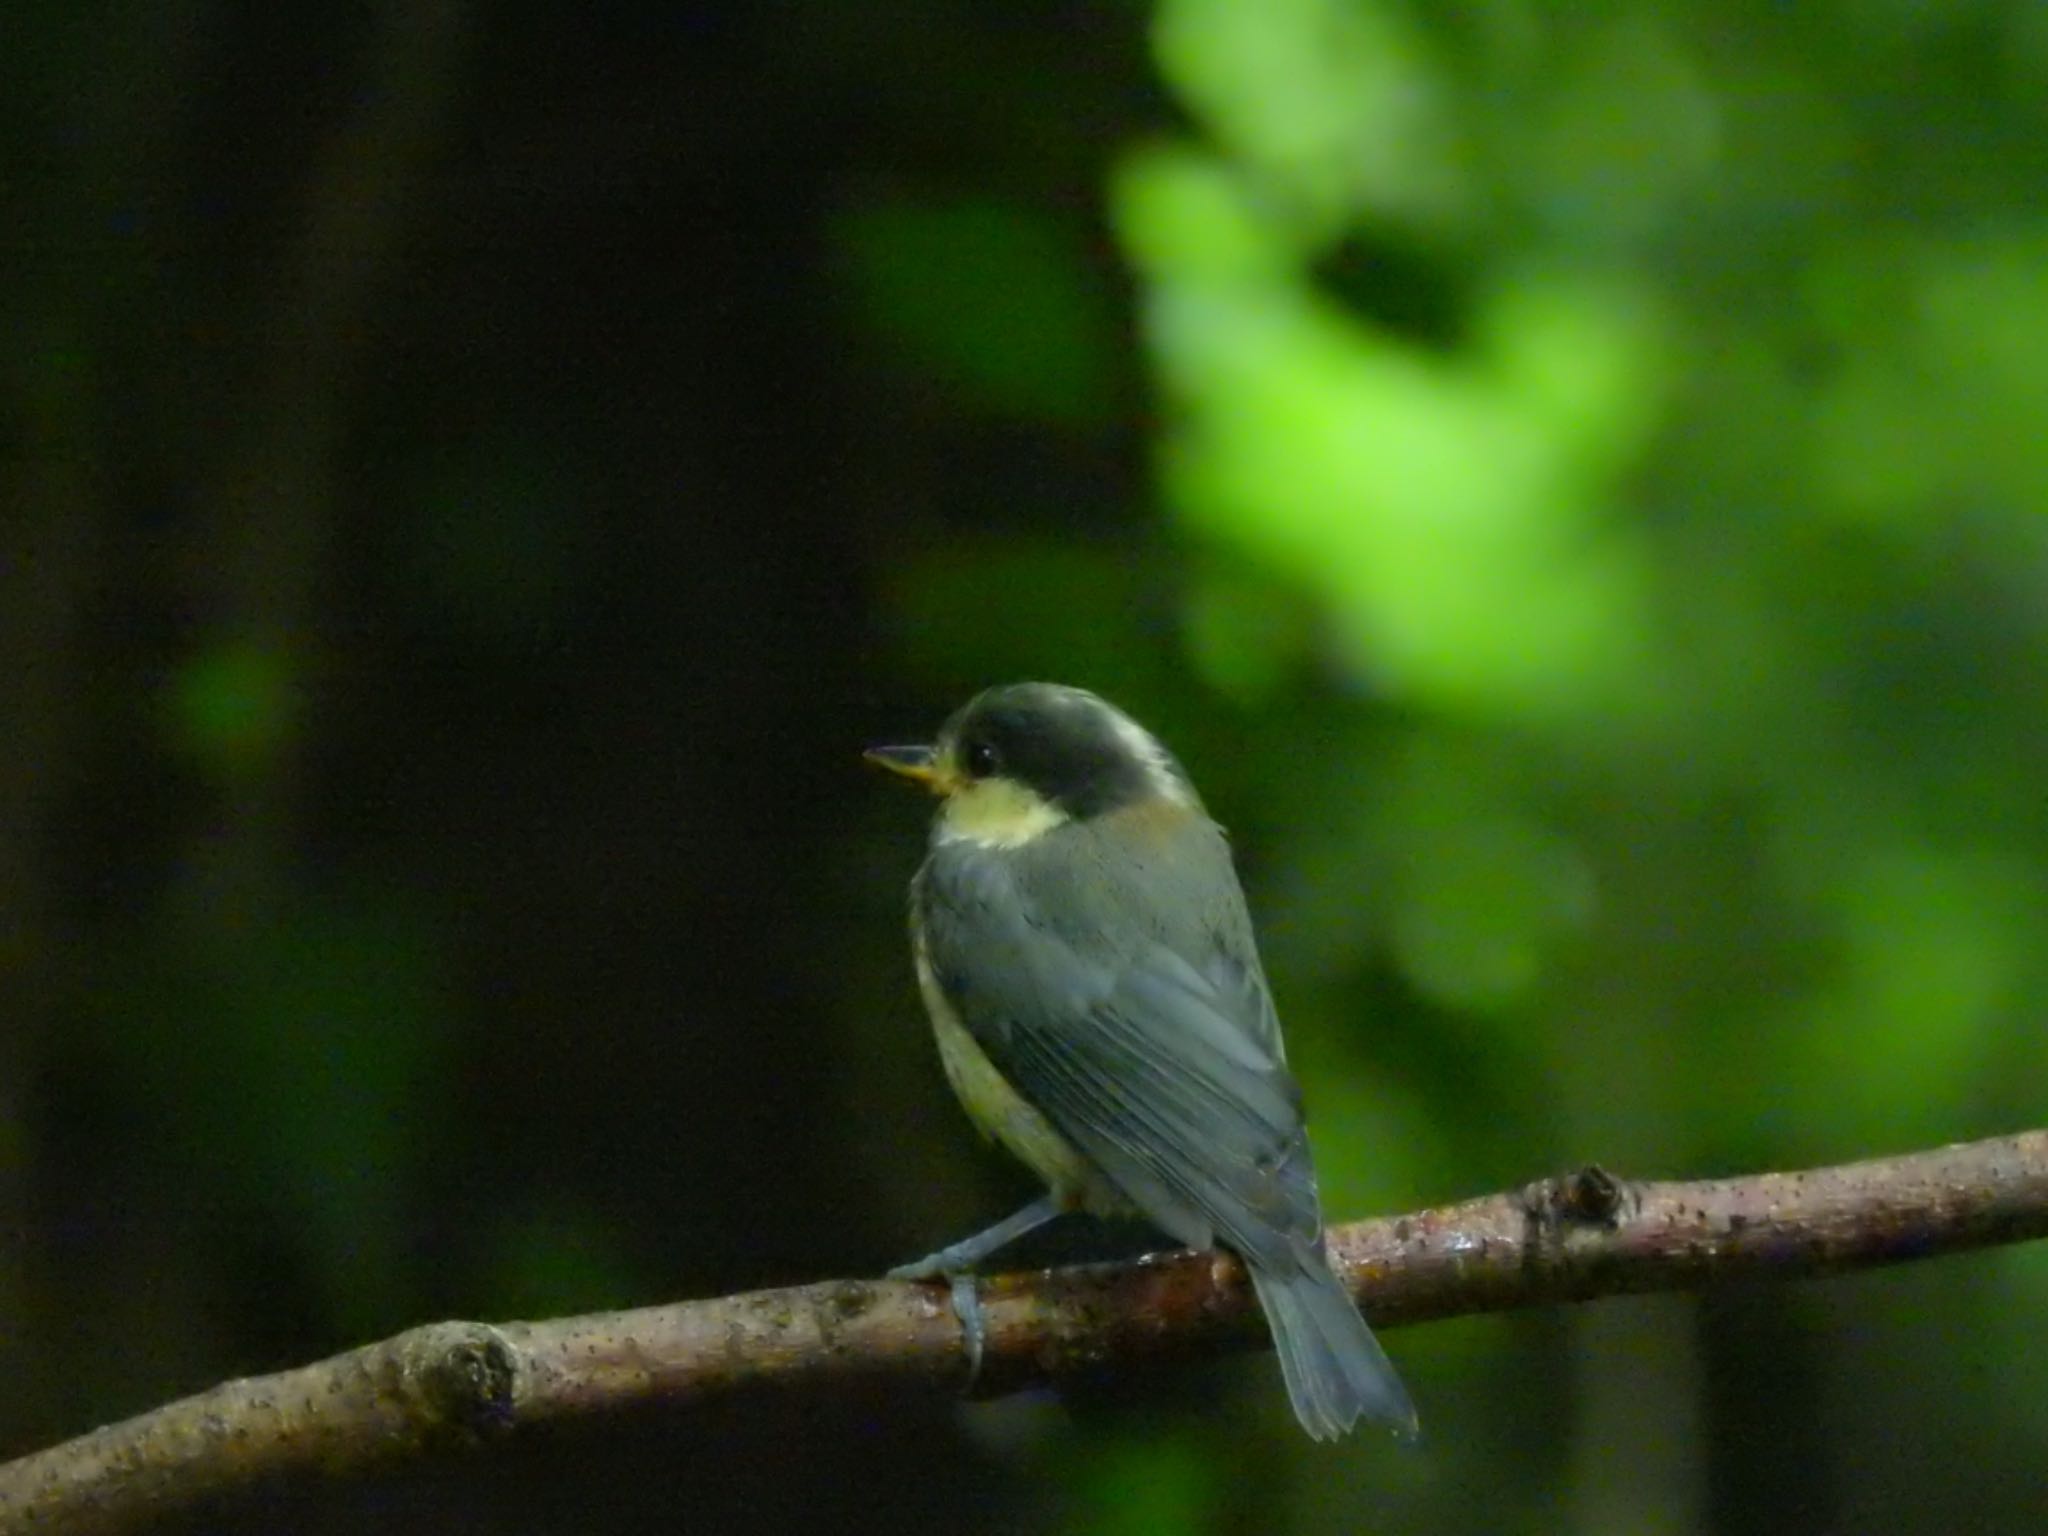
top-left (889, 1194), bottom-right (1067, 1384)
top-left (888, 1194), bottom-right (1066, 1279)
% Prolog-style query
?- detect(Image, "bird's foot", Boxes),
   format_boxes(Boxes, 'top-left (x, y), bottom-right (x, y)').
top-left (889, 1195), bottom-right (1067, 1390)
top-left (890, 1262), bottom-right (989, 1386)
top-left (948, 1273), bottom-right (987, 1384)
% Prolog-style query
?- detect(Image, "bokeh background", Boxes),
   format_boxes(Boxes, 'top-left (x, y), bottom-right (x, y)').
top-left (6, 1), bottom-right (2048, 1531)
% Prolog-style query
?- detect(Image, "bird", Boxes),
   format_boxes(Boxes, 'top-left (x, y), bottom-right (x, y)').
top-left (866, 681), bottom-right (1415, 1440)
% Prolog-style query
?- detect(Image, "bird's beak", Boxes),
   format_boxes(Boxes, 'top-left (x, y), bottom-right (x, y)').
top-left (864, 743), bottom-right (949, 792)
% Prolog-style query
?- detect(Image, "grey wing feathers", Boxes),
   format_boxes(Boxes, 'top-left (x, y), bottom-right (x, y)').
top-left (915, 815), bottom-right (1416, 1439)
top-left (917, 822), bottom-right (1323, 1264)
top-left (1001, 971), bottom-right (1319, 1262)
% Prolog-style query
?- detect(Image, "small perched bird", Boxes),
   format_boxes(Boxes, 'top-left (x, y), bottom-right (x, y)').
top-left (868, 682), bottom-right (1415, 1440)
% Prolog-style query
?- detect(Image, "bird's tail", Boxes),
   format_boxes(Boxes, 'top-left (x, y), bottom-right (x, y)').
top-left (1250, 1251), bottom-right (1417, 1441)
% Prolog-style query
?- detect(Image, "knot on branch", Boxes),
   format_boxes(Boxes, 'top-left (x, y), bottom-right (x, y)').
top-left (1522, 1164), bottom-right (1635, 1233)
top-left (393, 1323), bottom-right (521, 1439)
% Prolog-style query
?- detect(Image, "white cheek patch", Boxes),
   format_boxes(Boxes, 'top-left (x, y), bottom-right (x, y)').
top-left (935, 778), bottom-right (1070, 848)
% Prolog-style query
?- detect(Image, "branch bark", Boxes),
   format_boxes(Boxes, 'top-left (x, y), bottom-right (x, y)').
top-left (5, 1129), bottom-right (2044, 1534)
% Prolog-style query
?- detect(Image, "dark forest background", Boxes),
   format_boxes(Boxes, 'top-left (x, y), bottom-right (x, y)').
top-left (6, 2), bottom-right (2048, 1531)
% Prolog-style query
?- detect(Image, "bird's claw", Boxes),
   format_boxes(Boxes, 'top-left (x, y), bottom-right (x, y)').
top-left (890, 1266), bottom-right (988, 1387)
top-left (949, 1272), bottom-right (987, 1384)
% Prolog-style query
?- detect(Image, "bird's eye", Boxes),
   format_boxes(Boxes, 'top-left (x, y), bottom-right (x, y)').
top-left (962, 738), bottom-right (1000, 778)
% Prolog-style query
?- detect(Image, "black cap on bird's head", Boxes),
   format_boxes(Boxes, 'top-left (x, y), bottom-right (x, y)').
top-left (867, 683), bottom-right (1196, 840)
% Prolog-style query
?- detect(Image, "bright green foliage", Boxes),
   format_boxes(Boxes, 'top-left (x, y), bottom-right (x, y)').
top-left (1107, 1), bottom-right (2048, 1182)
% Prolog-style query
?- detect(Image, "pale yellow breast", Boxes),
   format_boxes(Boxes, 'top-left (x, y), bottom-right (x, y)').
top-left (912, 925), bottom-right (1098, 1208)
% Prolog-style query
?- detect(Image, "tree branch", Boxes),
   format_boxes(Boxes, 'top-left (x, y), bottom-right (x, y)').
top-left (5, 1130), bottom-right (2044, 1534)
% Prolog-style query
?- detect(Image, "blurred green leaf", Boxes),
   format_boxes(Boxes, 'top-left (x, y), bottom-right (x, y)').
top-left (1766, 841), bottom-right (2042, 1150)
top-left (1809, 232), bottom-right (2048, 521)
top-left (1179, 561), bottom-right (1315, 702)
top-left (165, 640), bottom-right (297, 776)
top-left (1072, 1430), bottom-right (1220, 1536)
top-left (1151, 0), bottom-right (1461, 229)
top-left (1125, 221), bottom-right (1668, 721)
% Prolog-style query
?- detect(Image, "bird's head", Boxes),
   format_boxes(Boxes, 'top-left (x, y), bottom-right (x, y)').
top-left (866, 682), bottom-right (1197, 849)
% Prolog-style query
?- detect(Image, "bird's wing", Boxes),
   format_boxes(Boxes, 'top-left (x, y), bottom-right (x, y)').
top-left (916, 837), bottom-right (1322, 1265)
